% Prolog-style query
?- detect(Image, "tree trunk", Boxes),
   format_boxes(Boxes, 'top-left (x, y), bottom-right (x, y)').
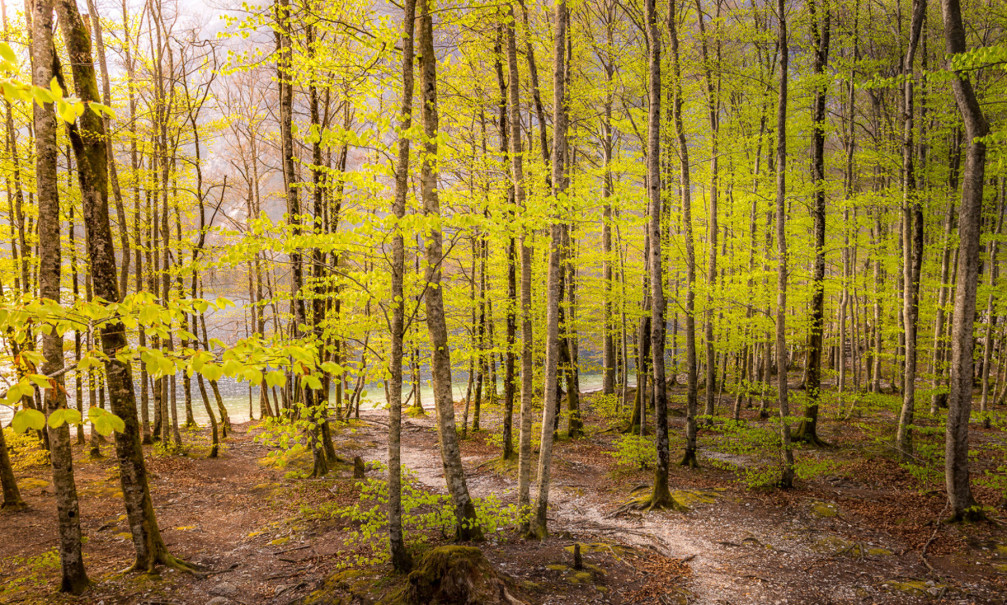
top-left (417, 0), bottom-right (482, 541)
top-left (895, 0), bottom-right (927, 457)
top-left (796, 0), bottom-right (830, 445)
top-left (940, 0), bottom-right (989, 521)
top-left (669, 0), bottom-right (699, 468)
top-left (530, 0), bottom-right (569, 539)
top-left (386, 0), bottom-right (417, 572)
top-left (55, 0), bottom-right (193, 573)
top-left (774, 0), bottom-right (795, 488)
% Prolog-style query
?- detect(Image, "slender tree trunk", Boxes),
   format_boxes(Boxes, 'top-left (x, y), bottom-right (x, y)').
top-left (386, 0), bottom-right (417, 571)
top-left (895, 0), bottom-right (927, 457)
top-left (56, 0), bottom-right (193, 573)
top-left (642, 0), bottom-right (674, 509)
top-left (531, 0), bottom-right (569, 539)
top-left (669, 0), bottom-right (699, 467)
top-left (940, 0), bottom-right (989, 521)
top-left (774, 0), bottom-right (795, 488)
top-left (417, 0), bottom-right (482, 540)
top-left (34, 4), bottom-right (89, 591)
top-left (796, 0), bottom-right (830, 445)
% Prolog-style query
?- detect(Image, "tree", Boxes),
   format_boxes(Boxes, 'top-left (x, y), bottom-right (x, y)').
top-left (939, 0), bottom-right (990, 522)
top-left (895, 0), bottom-right (927, 458)
top-left (417, 0), bottom-right (482, 541)
top-left (530, 0), bottom-right (569, 539)
top-left (794, 0), bottom-right (831, 446)
top-left (387, 0), bottom-right (418, 572)
top-left (34, 0), bottom-right (89, 592)
top-left (669, 0), bottom-right (699, 469)
top-left (774, 0), bottom-right (795, 489)
top-left (55, 0), bottom-right (194, 573)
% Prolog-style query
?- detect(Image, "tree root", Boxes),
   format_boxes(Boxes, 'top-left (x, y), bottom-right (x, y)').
top-left (125, 551), bottom-right (205, 577)
top-left (791, 427), bottom-right (829, 447)
top-left (679, 449), bottom-right (699, 468)
top-left (0, 500), bottom-right (28, 512)
top-left (628, 491), bottom-right (688, 513)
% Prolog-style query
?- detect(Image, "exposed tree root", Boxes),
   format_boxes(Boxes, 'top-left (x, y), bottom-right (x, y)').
top-left (628, 491), bottom-right (688, 513)
top-left (679, 449), bottom-right (699, 468)
top-left (792, 425), bottom-right (829, 447)
top-left (0, 500), bottom-right (28, 512)
top-left (125, 551), bottom-right (204, 577)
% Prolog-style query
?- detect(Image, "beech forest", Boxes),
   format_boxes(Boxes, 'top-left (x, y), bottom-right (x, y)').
top-left (1, 0), bottom-right (1006, 602)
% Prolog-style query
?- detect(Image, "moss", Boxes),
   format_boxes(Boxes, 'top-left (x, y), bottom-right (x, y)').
top-left (810, 501), bottom-right (839, 518)
top-left (115, 532), bottom-right (133, 540)
top-left (174, 526), bottom-right (196, 532)
top-left (567, 571), bottom-right (593, 585)
top-left (883, 580), bottom-right (946, 597)
top-left (867, 547), bottom-right (892, 556)
top-left (270, 537), bottom-right (291, 546)
top-left (546, 564), bottom-right (569, 571)
top-left (563, 542), bottom-right (635, 557)
top-left (18, 478), bottom-right (49, 490)
top-left (386, 545), bottom-right (523, 605)
top-left (669, 489), bottom-right (717, 508)
top-left (813, 535), bottom-right (862, 557)
top-left (304, 569), bottom-right (381, 605)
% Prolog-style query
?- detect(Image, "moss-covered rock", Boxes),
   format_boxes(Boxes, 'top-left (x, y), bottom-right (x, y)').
top-left (810, 501), bottom-right (839, 518)
top-left (389, 545), bottom-right (526, 605)
top-left (882, 579), bottom-right (946, 598)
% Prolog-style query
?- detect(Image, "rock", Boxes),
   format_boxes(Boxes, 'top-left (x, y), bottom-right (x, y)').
top-left (210, 582), bottom-right (239, 598)
top-left (396, 545), bottom-right (526, 605)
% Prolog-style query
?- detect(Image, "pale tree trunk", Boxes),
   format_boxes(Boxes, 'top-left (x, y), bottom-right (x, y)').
top-left (669, 0), bottom-right (699, 468)
top-left (417, 0), bottom-right (482, 540)
top-left (600, 9), bottom-right (616, 397)
top-left (696, 0), bottom-right (720, 419)
top-left (796, 0), bottom-right (830, 445)
top-left (930, 128), bottom-right (961, 414)
top-left (506, 3), bottom-right (534, 525)
top-left (386, 0), bottom-right (417, 572)
top-left (277, 0), bottom-right (306, 413)
top-left (940, 0), bottom-right (989, 521)
top-left (774, 0), bottom-right (795, 488)
top-left (56, 0), bottom-right (193, 573)
top-left (979, 182), bottom-right (1005, 425)
top-left (895, 0), bottom-right (927, 457)
top-left (641, 0), bottom-right (675, 510)
top-left (84, 0), bottom-right (129, 298)
top-left (34, 0), bottom-right (89, 591)
top-left (531, 0), bottom-right (568, 539)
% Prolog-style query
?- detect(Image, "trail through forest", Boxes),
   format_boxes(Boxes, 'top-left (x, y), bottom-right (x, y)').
top-left (357, 401), bottom-right (1007, 604)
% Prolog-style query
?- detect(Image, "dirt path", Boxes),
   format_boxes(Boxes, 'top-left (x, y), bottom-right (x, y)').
top-left (355, 409), bottom-right (1002, 604)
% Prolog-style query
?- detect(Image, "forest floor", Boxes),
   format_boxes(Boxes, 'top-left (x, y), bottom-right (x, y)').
top-left (1, 381), bottom-right (1006, 604)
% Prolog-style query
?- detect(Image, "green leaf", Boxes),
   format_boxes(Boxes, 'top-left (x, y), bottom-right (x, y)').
top-left (48, 408), bottom-right (82, 428)
top-left (0, 42), bottom-right (16, 65)
top-left (12, 408), bottom-right (46, 433)
top-left (302, 375), bottom-right (323, 391)
top-left (265, 370), bottom-right (286, 388)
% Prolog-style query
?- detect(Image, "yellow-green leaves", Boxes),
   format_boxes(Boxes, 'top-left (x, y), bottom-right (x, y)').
top-left (12, 409), bottom-right (45, 434)
top-left (88, 407), bottom-right (125, 437)
top-left (47, 408), bottom-right (82, 429)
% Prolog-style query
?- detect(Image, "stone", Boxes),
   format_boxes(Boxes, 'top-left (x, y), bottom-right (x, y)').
top-left (210, 582), bottom-right (239, 598)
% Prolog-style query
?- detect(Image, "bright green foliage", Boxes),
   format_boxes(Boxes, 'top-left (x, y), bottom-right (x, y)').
top-left (330, 464), bottom-right (529, 568)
